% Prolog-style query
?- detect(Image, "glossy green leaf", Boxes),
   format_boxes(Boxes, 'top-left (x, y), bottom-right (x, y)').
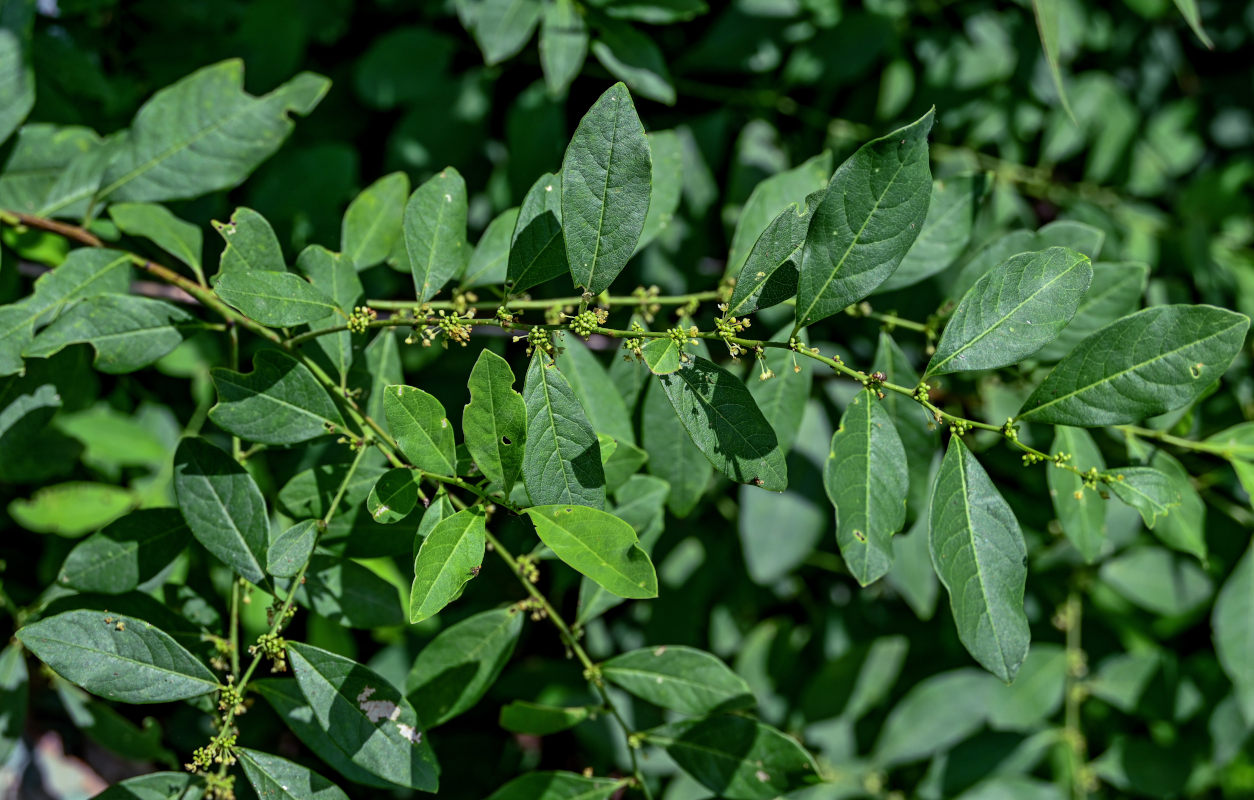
top-left (0, 0), bottom-right (34, 147)
top-left (507, 172), bottom-right (567, 293)
top-left (462, 207), bottom-right (519, 288)
top-left (726, 151), bottom-right (831, 282)
top-left (58, 509), bottom-right (187, 594)
top-left (1035, 262), bottom-right (1148, 361)
top-left (602, 646), bottom-right (752, 715)
top-left (795, 110), bottom-right (934, 328)
top-left (641, 377), bottom-right (711, 516)
top-left (949, 221), bottom-right (1106, 303)
top-left (590, 19), bottom-right (675, 105)
top-left (214, 207), bottom-right (285, 276)
top-left (0, 642), bottom-right (28, 765)
top-left (8, 481), bottom-right (132, 537)
top-left (638, 130), bottom-right (683, 250)
top-left (108, 203), bottom-right (203, 276)
top-left (288, 643), bottom-right (439, 791)
top-left (0, 249), bottom-right (132, 376)
top-left (499, 701), bottom-right (592, 735)
top-left (1017, 305), bottom-right (1249, 426)
top-left (872, 669), bottom-right (997, 766)
top-left (410, 508), bottom-right (486, 623)
top-left (1107, 467), bottom-right (1183, 529)
top-left (1046, 427), bottom-right (1107, 562)
top-left (467, 0), bottom-right (541, 65)
top-left (640, 336), bottom-right (682, 374)
top-left (366, 468), bottom-right (421, 524)
top-left (405, 607), bottom-right (524, 727)
top-left (23, 294), bottom-right (198, 373)
top-left (98, 59), bottom-right (329, 203)
top-left (876, 173), bottom-right (989, 293)
top-left (646, 716), bottom-right (817, 800)
top-left (463, 350), bottom-right (526, 492)
top-left (526, 504), bottom-right (657, 598)
top-left (238, 748), bottom-right (348, 800)
top-left (727, 196), bottom-right (816, 317)
top-left (173, 437), bottom-right (268, 584)
top-left (267, 520), bottom-right (318, 579)
top-left (825, 390), bottom-right (908, 586)
top-left (523, 351), bottom-right (606, 508)
top-left (658, 357), bottom-right (788, 491)
top-left (539, 0), bottom-right (587, 96)
top-left (384, 384), bottom-right (457, 476)
top-left (405, 167), bottom-right (469, 302)
top-left (930, 437), bottom-right (1030, 681)
top-left (562, 82), bottom-right (652, 294)
top-left (210, 349), bottom-right (344, 444)
top-left (341, 172), bottom-right (408, 271)
top-left (16, 610), bottom-right (218, 703)
top-left (486, 772), bottom-right (625, 800)
top-left (1214, 542), bottom-right (1254, 721)
top-left (214, 269), bottom-right (339, 326)
top-left (926, 248), bottom-right (1092, 376)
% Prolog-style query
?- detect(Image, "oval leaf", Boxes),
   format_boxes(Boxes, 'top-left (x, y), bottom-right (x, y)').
top-left (58, 508), bottom-right (188, 594)
top-left (267, 519), bottom-right (319, 579)
top-left (366, 468), bottom-right (421, 524)
top-left (405, 167), bottom-right (469, 302)
top-left (214, 269), bottom-right (339, 326)
top-left (463, 350), bottom-right (527, 492)
top-left (523, 351), bottom-right (606, 509)
top-left (506, 172), bottom-right (567, 294)
top-left (405, 607), bottom-right (524, 728)
top-left (238, 748), bottom-right (349, 800)
top-left (410, 508), bottom-right (486, 623)
top-left (526, 504), bottom-right (657, 599)
top-left (602, 646), bottom-right (753, 715)
top-left (1046, 427), bottom-right (1107, 562)
top-left (645, 716), bottom-right (817, 800)
top-left (173, 437), bottom-right (267, 584)
top-left (384, 384), bottom-right (457, 476)
top-left (210, 349), bottom-right (345, 444)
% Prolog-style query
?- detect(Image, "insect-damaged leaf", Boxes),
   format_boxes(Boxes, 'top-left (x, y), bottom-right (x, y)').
top-left (463, 350), bottom-right (526, 493)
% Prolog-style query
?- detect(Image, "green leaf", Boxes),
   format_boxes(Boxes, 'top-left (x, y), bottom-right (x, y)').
top-left (410, 508), bottom-right (486, 622)
top-left (602, 646), bottom-right (752, 715)
top-left (88, 773), bottom-right (201, 800)
top-left (523, 351), bottom-right (607, 508)
top-left (1107, 467), bottom-right (1183, 529)
top-left (0, 249), bottom-right (133, 376)
top-left (727, 197), bottom-right (816, 317)
top-left (462, 207), bottom-right (520, 288)
top-left (641, 377), bottom-right (711, 516)
top-left (988, 644), bottom-right (1067, 731)
top-left (555, 337), bottom-right (634, 442)
top-left (645, 716), bottom-right (817, 800)
top-left (499, 701), bottom-right (592, 735)
top-left (341, 172), bottom-right (409, 271)
top-left (297, 245), bottom-right (362, 382)
top-left (16, 610), bottom-right (218, 703)
top-left (238, 748), bottom-right (349, 800)
top-left (875, 173), bottom-right (990, 293)
top-left (210, 349), bottom-right (345, 445)
top-left (214, 269), bottom-right (339, 327)
top-left (873, 331), bottom-right (937, 517)
top-left (173, 437), bottom-right (268, 584)
top-left (1214, 542), bottom-right (1254, 721)
top-left (590, 19), bottom-right (675, 105)
top-left (467, 0), bottom-right (541, 65)
top-left (507, 172), bottom-right (567, 293)
top-left (1204, 422), bottom-right (1254, 461)
top-left (725, 151), bottom-right (831, 282)
top-left (0, 0), bottom-right (34, 147)
top-left (1172, 0), bottom-right (1214, 48)
top-left (1018, 305), bottom-right (1249, 426)
top-left (404, 167), bottom-right (469, 302)
top-left (948, 221), bottom-right (1106, 303)
top-left (267, 520), bottom-right (318, 579)
top-left (747, 340), bottom-right (813, 455)
top-left (9, 481), bottom-right (133, 537)
top-left (926, 248), bottom-right (1092, 377)
top-left (214, 207), bottom-right (285, 276)
top-left (825, 390), bottom-right (908, 586)
top-left (108, 203), bottom-right (203, 277)
top-left (463, 350), bottom-right (526, 493)
top-left (287, 643), bottom-right (439, 791)
top-left (0, 642), bottom-right (28, 765)
top-left (1148, 451), bottom-right (1207, 560)
top-left (296, 556), bottom-right (406, 629)
top-left (405, 607), bottom-right (524, 727)
top-left (658, 357), bottom-right (788, 491)
top-left (366, 468), bottom-right (421, 525)
top-left (603, 0), bottom-right (707, 22)
top-left (1035, 262), bottom-right (1148, 362)
top-left (487, 772), bottom-right (626, 800)
top-left (385, 384), bottom-right (458, 476)
top-left (22, 294), bottom-right (199, 373)
top-left (0, 124), bottom-right (106, 217)
top-left (526, 504), bottom-right (657, 598)
top-left (930, 437), bottom-right (1030, 681)
top-left (98, 59), bottom-right (329, 203)
top-left (562, 82), bottom-right (652, 294)
top-left (1099, 546), bottom-right (1211, 617)
top-left (637, 130), bottom-right (683, 250)
top-left (255, 679), bottom-right (396, 788)
top-left (887, 514), bottom-right (939, 621)
top-left (795, 109), bottom-right (934, 328)
top-left (1031, 0), bottom-right (1075, 121)
top-left (871, 669), bottom-right (997, 766)
top-left (57, 509), bottom-right (187, 594)
top-left (1046, 427), bottom-right (1107, 562)
top-left (539, 0), bottom-right (587, 95)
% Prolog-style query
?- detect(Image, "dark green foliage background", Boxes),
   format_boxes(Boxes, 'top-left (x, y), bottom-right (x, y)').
top-left (3, 1), bottom-right (1254, 798)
